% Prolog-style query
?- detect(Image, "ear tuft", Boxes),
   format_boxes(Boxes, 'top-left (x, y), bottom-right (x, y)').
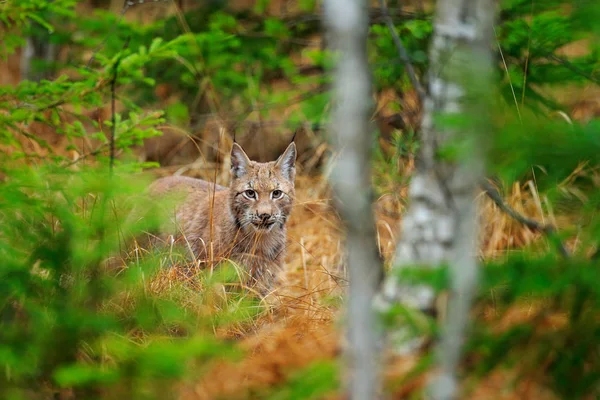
top-left (231, 143), bottom-right (251, 179)
top-left (275, 142), bottom-right (296, 181)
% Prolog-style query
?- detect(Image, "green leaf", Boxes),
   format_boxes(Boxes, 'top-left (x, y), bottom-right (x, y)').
top-left (54, 364), bottom-right (119, 387)
top-left (10, 109), bottom-right (31, 122)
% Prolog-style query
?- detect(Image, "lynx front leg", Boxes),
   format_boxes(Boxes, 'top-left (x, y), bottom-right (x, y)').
top-left (246, 257), bottom-right (283, 296)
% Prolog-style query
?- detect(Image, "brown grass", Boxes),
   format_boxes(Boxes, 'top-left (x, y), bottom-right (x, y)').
top-left (2, 3), bottom-right (595, 395)
top-left (1, 102), bottom-right (579, 398)
top-left (3, 119), bottom-right (585, 398)
top-left (480, 180), bottom-right (547, 258)
top-left (121, 142), bottom-right (568, 399)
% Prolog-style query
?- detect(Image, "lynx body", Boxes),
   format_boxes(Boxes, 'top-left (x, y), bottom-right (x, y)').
top-left (149, 142), bottom-right (296, 292)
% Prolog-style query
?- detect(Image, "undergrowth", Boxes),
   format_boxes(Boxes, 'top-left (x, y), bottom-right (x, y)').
top-left (0, 166), bottom-right (262, 399)
top-left (1, 0), bottom-right (599, 398)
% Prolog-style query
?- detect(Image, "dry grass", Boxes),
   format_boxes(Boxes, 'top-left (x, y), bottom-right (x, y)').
top-left (3, 114), bottom-right (581, 398)
top-left (117, 142), bottom-right (570, 399)
top-left (183, 318), bottom-right (339, 399)
top-left (2, 3), bottom-right (596, 395)
top-left (124, 171), bottom-right (346, 399)
top-left (480, 180), bottom-right (547, 258)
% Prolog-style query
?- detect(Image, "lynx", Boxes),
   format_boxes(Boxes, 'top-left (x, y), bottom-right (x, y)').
top-left (148, 141), bottom-right (296, 292)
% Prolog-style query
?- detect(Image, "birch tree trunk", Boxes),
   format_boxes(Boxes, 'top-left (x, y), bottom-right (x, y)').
top-left (375, 0), bottom-right (496, 398)
top-left (21, 30), bottom-right (57, 82)
top-left (324, 1), bottom-right (383, 399)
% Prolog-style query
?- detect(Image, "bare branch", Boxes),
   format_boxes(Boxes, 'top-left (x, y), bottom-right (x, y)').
top-left (109, 59), bottom-right (119, 174)
top-left (378, 0), bottom-right (426, 102)
top-left (481, 179), bottom-right (570, 257)
top-left (543, 53), bottom-right (600, 86)
top-left (109, 38), bottom-right (130, 174)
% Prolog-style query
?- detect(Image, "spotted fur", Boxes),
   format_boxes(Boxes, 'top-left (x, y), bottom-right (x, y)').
top-left (148, 142), bottom-right (296, 293)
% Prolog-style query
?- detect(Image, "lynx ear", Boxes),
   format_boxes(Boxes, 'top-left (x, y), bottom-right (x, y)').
top-left (231, 143), bottom-right (251, 179)
top-left (275, 142), bottom-right (296, 181)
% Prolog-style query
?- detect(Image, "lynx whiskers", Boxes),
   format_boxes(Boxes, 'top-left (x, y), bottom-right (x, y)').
top-left (148, 141), bottom-right (296, 293)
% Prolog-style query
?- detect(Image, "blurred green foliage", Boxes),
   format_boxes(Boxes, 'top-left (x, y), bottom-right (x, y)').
top-left (473, 253), bottom-right (600, 398)
top-left (0, 0), bottom-right (77, 56)
top-left (265, 361), bottom-right (339, 400)
top-left (372, 1), bottom-right (600, 399)
top-left (0, 165), bottom-right (258, 399)
top-left (0, 0), bottom-right (599, 398)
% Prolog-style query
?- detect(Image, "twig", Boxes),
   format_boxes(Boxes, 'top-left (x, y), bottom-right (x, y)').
top-left (108, 37), bottom-right (131, 174)
top-left (494, 26), bottom-right (522, 122)
top-left (109, 62), bottom-right (122, 172)
top-left (480, 179), bottom-right (569, 257)
top-left (30, 80), bottom-right (108, 113)
top-left (544, 53), bottom-right (600, 86)
top-left (63, 145), bottom-right (107, 167)
top-left (378, 0), bottom-right (426, 102)
top-left (109, 61), bottom-right (119, 174)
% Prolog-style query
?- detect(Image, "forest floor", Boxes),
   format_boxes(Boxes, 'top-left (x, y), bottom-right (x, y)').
top-left (142, 156), bottom-right (562, 399)
top-left (3, 69), bottom-right (593, 400)
top-left (3, 3), bottom-right (598, 396)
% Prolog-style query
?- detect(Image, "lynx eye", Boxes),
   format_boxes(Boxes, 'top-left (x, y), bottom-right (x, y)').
top-left (243, 189), bottom-right (257, 200)
top-left (271, 190), bottom-right (283, 199)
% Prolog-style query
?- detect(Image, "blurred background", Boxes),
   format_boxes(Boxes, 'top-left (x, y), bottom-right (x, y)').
top-left (0, 0), bottom-right (599, 399)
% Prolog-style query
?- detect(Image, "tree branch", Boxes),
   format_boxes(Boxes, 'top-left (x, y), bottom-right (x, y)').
top-left (544, 53), bottom-right (600, 86)
top-left (378, 0), bottom-right (426, 102)
top-left (480, 179), bottom-right (570, 257)
top-left (109, 59), bottom-right (119, 174)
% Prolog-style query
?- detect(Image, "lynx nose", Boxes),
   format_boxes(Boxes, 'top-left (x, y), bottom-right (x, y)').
top-left (258, 213), bottom-right (271, 223)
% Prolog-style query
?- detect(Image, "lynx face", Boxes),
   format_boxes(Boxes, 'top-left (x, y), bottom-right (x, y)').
top-left (229, 142), bottom-right (296, 233)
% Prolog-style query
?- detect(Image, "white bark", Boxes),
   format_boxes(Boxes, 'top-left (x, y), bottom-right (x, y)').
top-left (324, 1), bottom-right (383, 399)
top-left (20, 36), bottom-right (57, 82)
top-left (375, 0), bottom-right (496, 398)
